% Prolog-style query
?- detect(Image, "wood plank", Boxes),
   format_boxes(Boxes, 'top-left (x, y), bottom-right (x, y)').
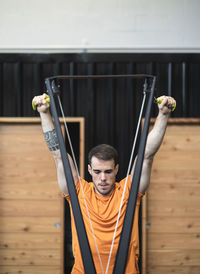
top-left (0, 266), bottom-right (61, 274)
top-left (151, 168), bottom-right (200, 184)
top-left (0, 181), bottom-right (61, 200)
top-left (0, 233), bottom-right (60, 249)
top-left (165, 126), bottom-right (200, 132)
top-left (0, 249), bottom-right (60, 266)
top-left (147, 216), bottom-right (200, 233)
top-left (154, 150), bottom-right (200, 161)
top-left (0, 116), bottom-right (84, 123)
top-left (150, 118), bottom-right (200, 125)
top-left (161, 136), bottom-right (200, 151)
top-left (0, 139), bottom-right (49, 154)
top-left (0, 153), bottom-right (56, 167)
top-left (0, 166), bottom-right (57, 184)
top-left (163, 126), bottom-right (200, 133)
top-left (147, 266), bottom-right (200, 274)
top-left (152, 158), bottom-right (199, 168)
top-left (0, 217), bottom-right (62, 233)
top-left (0, 128), bottom-right (46, 150)
top-left (148, 182), bottom-right (200, 201)
top-left (0, 124), bottom-right (42, 132)
top-left (148, 233), bottom-right (200, 249)
top-left (148, 200), bottom-right (200, 217)
top-left (148, 249), bottom-right (200, 266)
top-left (0, 200), bottom-right (60, 217)
top-left (163, 125), bottom-right (200, 133)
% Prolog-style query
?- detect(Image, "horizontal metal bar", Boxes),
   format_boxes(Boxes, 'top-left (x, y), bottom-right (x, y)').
top-left (45, 74), bottom-right (155, 81)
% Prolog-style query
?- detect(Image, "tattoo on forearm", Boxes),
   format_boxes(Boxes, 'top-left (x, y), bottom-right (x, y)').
top-left (44, 129), bottom-right (59, 151)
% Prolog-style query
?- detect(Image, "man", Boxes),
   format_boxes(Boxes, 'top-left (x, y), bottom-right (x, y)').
top-left (32, 93), bottom-right (175, 273)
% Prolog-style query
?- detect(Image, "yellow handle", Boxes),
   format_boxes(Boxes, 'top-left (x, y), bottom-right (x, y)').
top-left (32, 97), bottom-right (50, 111)
top-left (156, 97), bottom-right (176, 112)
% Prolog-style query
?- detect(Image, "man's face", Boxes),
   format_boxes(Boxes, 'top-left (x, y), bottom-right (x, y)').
top-left (88, 156), bottom-right (119, 196)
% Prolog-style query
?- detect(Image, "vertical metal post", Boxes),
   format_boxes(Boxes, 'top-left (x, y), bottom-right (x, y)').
top-left (168, 62), bottom-right (172, 97)
top-left (14, 62), bottom-right (22, 116)
top-left (69, 62), bottom-right (75, 116)
top-left (88, 63), bottom-right (95, 145)
top-left (182, 62), bottom-right (187, 116)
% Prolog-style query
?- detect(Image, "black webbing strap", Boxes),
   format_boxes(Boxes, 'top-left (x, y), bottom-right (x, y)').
top-left (113, 76), bottom-right (156, 273)
top-left (45, 79), bottom-right (96, 274)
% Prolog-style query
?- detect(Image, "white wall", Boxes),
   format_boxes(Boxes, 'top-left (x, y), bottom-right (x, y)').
top-left (0, 0), bottom-right (200, 52)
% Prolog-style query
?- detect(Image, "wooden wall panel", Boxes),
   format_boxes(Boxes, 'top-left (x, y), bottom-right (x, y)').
top-left (142, 119), bottom-right (200, 274)
top-left (0, 217), bottom-right (62, 233)
top-left (0, 200), bottom-right (60, 217)
top-left (0, 117), bottom-right (84, 274)
top-left (147, 266), bottom-right (200, 274)
top-left (0, 266), bottom-right (60, 274)
top-left (0, 233), bottom-right (60, 249)
top-left (0, 249), bottom-right (60, 265)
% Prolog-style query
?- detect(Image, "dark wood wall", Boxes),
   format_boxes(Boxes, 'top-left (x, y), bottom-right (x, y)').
top-left (1, 53), bottom-right (200, 180)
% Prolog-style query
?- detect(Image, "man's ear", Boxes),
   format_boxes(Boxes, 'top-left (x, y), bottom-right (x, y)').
top-left (115, 164), bottom-right (119, 175)
top-left (88, 164), bottom-right (92, 175)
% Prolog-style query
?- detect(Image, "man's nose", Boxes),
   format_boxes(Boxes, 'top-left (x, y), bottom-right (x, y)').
top-left (100, 172), bottom-right (106, 181)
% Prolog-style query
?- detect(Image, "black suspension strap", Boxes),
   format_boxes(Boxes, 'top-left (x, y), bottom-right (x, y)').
top-left (45, 74), bottom-right (156, 274)
top-left (113, 76), bottom-right (156, 273)
top-left (45, 79), bottom-right (96, 274)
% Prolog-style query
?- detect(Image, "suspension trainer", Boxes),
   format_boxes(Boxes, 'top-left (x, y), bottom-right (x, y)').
top-left (45, 74), bottom-right (156, 274)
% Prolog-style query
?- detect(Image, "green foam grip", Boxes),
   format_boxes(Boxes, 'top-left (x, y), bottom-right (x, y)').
top-left (32, 97), bottom-right (50, 111)
top-left (157, 97), bottom-right (176, 112)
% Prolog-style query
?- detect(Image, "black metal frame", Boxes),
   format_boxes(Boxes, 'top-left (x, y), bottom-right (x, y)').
top-left (45, 74), bottom-right (156, 274)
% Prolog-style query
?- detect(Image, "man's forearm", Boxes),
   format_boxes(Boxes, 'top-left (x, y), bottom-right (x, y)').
top-left (40, 111), bottom-right (55, 133)
top-left (40, 111), bottom-right (60, 152)
top-left (144, 112), bottom-right (169, 159)
top-left (40, 111), bottom-right (70, 194)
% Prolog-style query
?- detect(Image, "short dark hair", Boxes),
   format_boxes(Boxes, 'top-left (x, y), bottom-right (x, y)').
top-left (88, 144), bottom-right (119, 166)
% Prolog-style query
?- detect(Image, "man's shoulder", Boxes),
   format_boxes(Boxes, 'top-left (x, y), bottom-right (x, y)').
top-left (78, 177), bottom-right (94, 194)
top-left (116, 175), bottom-right (132, 187)
top-left (116, 176), bottom-right (145, 198)
top-left (62, 177), bottom-right (91, 201)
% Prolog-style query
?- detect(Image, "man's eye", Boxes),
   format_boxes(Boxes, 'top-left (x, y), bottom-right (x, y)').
top-left (94, 170), bottom-right (100, 174)
top-left (105, 170), bottom-right (112, 174)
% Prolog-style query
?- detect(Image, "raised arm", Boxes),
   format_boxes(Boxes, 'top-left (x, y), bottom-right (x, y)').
top-left (32, 93), bottom-right (78, 195)
top-left (131, 95), bottom-right (176, 194)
